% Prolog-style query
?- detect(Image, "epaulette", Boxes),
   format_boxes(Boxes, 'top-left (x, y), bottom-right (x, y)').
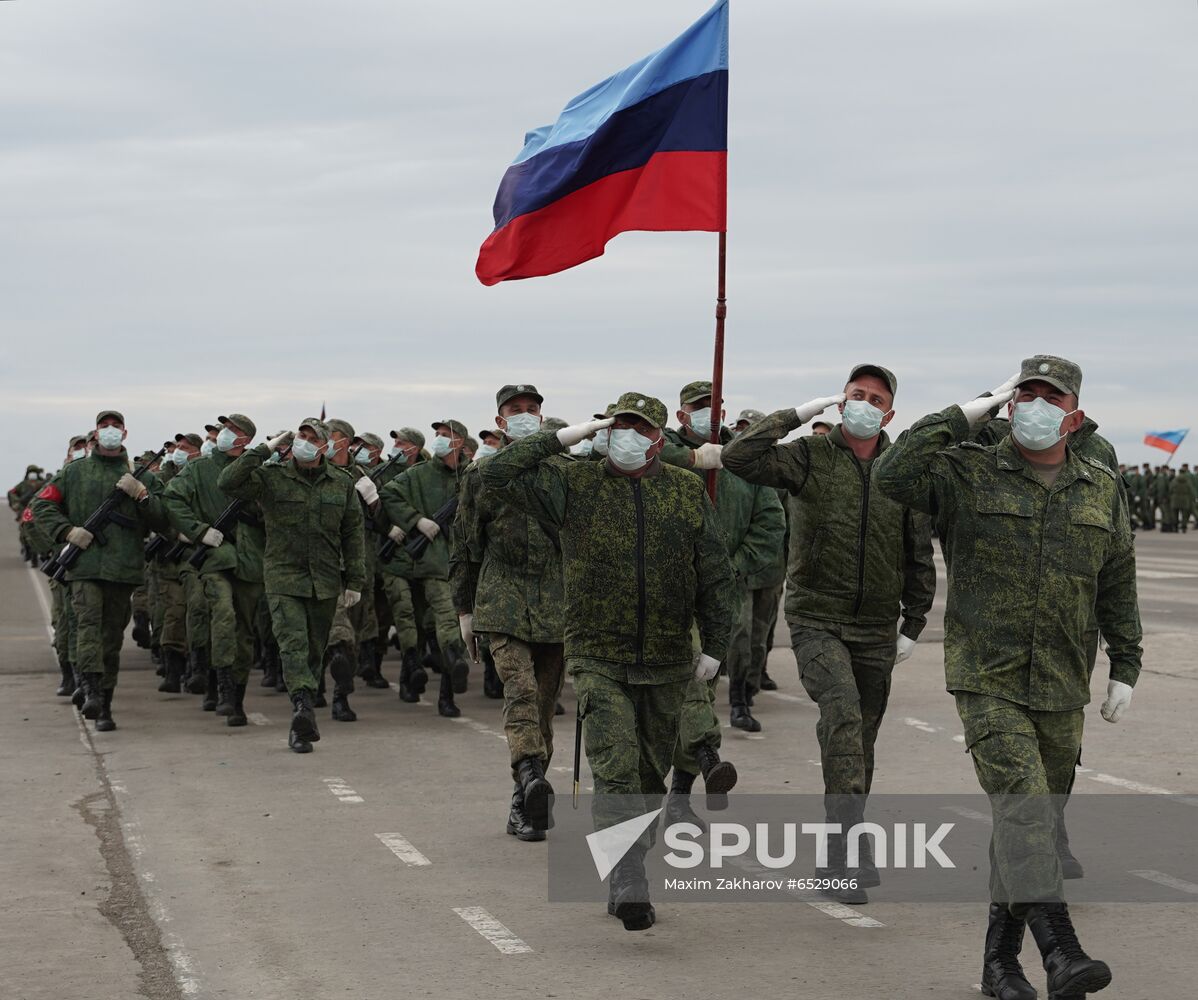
top-left (1079, 454), bottom-right (1117, 480)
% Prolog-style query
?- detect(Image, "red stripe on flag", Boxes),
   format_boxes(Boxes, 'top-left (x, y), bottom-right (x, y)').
top-left (476, 150), bottom-right (727, 285)
top-left (1144, 435), bottom-right (1181, 454)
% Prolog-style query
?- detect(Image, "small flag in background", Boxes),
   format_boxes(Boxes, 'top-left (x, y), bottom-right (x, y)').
top-left (1143, 429), bottom-right (1189, 455)
top-left (476, 1), bottom-right (729, 286)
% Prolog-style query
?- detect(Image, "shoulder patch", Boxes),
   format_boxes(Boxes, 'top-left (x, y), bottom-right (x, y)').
top-left (36, 483), bottom-right (63, 503)
top-left (1079, 455), bottom-right (1117, 480)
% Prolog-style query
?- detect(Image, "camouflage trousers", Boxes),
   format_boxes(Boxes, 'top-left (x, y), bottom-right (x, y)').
top-left (574, 668), bottom-right (689, 844)
top-left (956, 691), bottom-right (1083, 911)
top-left (70, 580), bottom-right (136, 689)
top-left (749, 583), bottom-right (783, 684)
top-left (725, 581), bottom-right (760, 691)
top-left (157, 574), bottom-right (187, 652)
top-left (327, 591), bottom-right (357, 648)
top-left (488, 634), bottom-right (565, 780)
top-left (1175, 502), bottom-right (1195, 530)
top-left (180, 566), bottom-right (210, 653)
top-left (130, 581), bottom-right (149, 617)
top-left (351, 572), bottom-right (380, 647)
top-left (382, 575), bottom-right (461, 656)
top-left (267, 593), bottom-right (337, 694)
top-left (671, 674), bottom-right (721, 776)
top-left (148, 561), bottom-right (165, 640)
top-left (201, 572), bottom-right (263, 684)
top-left (790, 620), bottom-right (896, 797)
top-left (50, 579), bottom-right (76, 669)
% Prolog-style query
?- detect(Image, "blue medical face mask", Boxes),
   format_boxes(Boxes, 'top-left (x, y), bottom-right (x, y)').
top-left (592, 428), bottom-right (610, 456)
top-left (1011, 397), bottom-right (1076, 452)
top-left (216, 427), bottom-right (239, 452)
top-left (475, 444), bottom-right (498, 460)
top-left (430, 435), bottom-right (453, 457)
top-left (607, 427), bottom-right (657, 471)
top-left (841, 399), bottom-right (888, 440)
top-left (97, 426), bottom-right (124, 450)
top-left (502, 412), bottom-right (542, 440)
top-left (171, 449), bottom-right (190, 466)
top-left (570, 440), bottom-right (593, 457)
top-left (291, 436), bottom-right (320, 462)
top-left (686, 407), bottom-right (714, 440)
top-left (355, 447), bottom-right (374, 465)
top-left (388, 445), bottom-right (409, 464)
top-left (200, 439), bottom-right (216, 457)
top-left (71, 448), bottom-right (87, 461)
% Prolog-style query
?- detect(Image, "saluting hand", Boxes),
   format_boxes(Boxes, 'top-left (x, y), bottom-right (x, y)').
top-left (795, 394), bottom-right (847, 423)
top-left (959, 374), bottom-right (1021, 427)
top-left (556, 417), bottom-right (614, 448)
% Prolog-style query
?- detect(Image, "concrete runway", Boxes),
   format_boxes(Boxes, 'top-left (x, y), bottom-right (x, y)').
top-left (3, 519), bottom-right (1196, 999)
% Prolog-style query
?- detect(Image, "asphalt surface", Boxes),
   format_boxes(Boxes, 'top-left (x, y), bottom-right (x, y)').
top-left (2, 519), bottom-right (1196, 1000)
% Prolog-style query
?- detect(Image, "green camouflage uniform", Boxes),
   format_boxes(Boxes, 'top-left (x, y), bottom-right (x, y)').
top-left (31, 449), bottom-right (166, 690)
top-left (217, 443), bottom-right (365, 695)
top-left (481, 403), bottom-right (737, 839)
top-left (874, 392), bottom-right (1142, 909)
top-left (1169, 469), bottom-right (1195, 531)
top-left (1154, 471), bottom-right (1173, 530)
top-left (723, 411), bottom-right (935, 799)
top-left (746, 487), bottom-right (789, 682)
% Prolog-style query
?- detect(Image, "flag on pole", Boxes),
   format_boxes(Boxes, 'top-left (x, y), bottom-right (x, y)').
top-left (475, 1), bottom-right (728, 286)
top-left (1143, 429), bottom-right (1189, 455)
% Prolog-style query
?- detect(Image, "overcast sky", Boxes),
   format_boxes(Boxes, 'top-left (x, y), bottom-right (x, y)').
top-left (3, 0), bottom-right (1196, 485)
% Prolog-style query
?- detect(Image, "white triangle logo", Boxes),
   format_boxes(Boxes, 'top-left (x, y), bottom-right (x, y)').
top-left (585, 809), bottom-right (662, 882)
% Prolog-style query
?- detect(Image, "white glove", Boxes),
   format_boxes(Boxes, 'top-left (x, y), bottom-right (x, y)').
top-left (354, 477), bottom-right (379, 505)
top-left (1100, 680), bottom-right (1133, 723)
top-left (343, 589), bottom-right (361, 608)
top-left (200, 527), bottom-right (224, 548)
top-left (693, 652), bottom-right (720, 681)
top-left (795, 394), bottom-right (847, 424)
top-left (266, 431), bottom-right (293, 452)
top-left (691, 442), bottom-right (723, 470)
top-left (959, 374), bottom-right (1021, 427)
top-left (387, 525), bottom-right (406, 544)
top-left (895, 634), bottom-right (917, 665)
top-left (459, 613), bottom-right (479, 664)
top-left (66, 526), bottom-right (94, 549)
top-left (416, 517), bottom-right (440, 541)
top-left (177, 532), bottom-right (192, 544)
top-left (557, 417), bottom-right (614, 448)
top-left (116, 473), bottom-right (147, 501)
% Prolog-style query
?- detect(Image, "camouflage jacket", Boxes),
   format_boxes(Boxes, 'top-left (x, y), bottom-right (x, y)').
top-left (217, 444), bottom-right (364, 599)
top-left (723, 411), bottom-right (936, 638)
top-left (663, 427), bottom-right (784, 584)
top-left (30, 449), bottom-right (166, 585)
top-left (378, 456), bottom-right (462, 581)
top-left (450, 456), bottom-right (566, 643)
top-left (162, 451), bottom-right (265, 583)
top-left (874, 405), bottom-right (1142, 711)
top-left (1170, 473), bottom-right (1195, 504)
top-left (480, 430), bottom-right (737, 683)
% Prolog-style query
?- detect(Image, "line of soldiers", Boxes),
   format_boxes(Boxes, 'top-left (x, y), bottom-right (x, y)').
top-left (14, 354), bottom-right (1140, 1000)
top-left (1119, 462), bottom-right (1196, 533)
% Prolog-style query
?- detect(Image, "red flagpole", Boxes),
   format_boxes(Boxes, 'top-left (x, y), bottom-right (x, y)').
top-left (706, 230), bottom-right (727, 504)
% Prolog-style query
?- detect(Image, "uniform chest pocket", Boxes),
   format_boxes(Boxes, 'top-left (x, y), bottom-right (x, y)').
top-left (320, 496), bottom-right (344, 531)
top-left (1067, 506), bottom-right (1110, 578)
top-left (274, 498), bottom-right (305, 528)
top-left (973, 492), bottom-right (1035, 549)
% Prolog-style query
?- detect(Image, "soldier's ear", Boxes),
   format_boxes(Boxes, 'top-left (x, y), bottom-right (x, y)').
top-left (880, 410), bottom-right (895, 429)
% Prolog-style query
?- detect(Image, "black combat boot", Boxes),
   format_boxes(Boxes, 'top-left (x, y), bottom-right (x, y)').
top-left (506, 783), bottom-right (544, 842)
top-left (331, 685), bottom-right (357, 722)
top-left (437, 670), bottom-right (460, 718)
top-left (664, 768), bottom-right (706, 832)
top-left (758, 668), bottom-right (778, 691)
top-left (201, 669), bottom-right (219, 711)
top-left (157, 649), bottom-right (183, 693)
top-left (516, 757), bottom-right (554, 831)
top-left (609, 848), bottom-right (655, 931)
top-left (423, 637), bottom-right (444, 674)
top-left (696, 744), bottom-right (737, 810)
top-left (981, 903), bottom-right (1037, 1000)
top-left (1057, 816), bottom-right (1084, 880)
top-left (729, 679), bottom-right (762, 732)
top-left (482, 652), bottom-right (504, 699)
top-left (358, 643), bottom-right (389, 689)
top-left (260, 644), bottom-right (280, 689)
top-left (816, 797), bottom-right (869, 905)
top-left (326, 643), bottom-right (357, 721)
top-left (185, 647), bottom-right (209, 694)
top-left (554, 700), bottom-right (565, 716)
top-left (289, 689), bottom-right (320, 751)
top-left (131, 611), bottom-right (152, 649)
top-left (79, 672), bottom-right (104, 720)
top-left (1026, 902), bottom-right (1111, 999)
top-left (71, 667), bottom-right (85, 708)
top-left (95, 688), bottom-right (117, 732)
top-left (215, 667), bottom-right (236, 717)
top-left (274, 652), bottom-right (288, 693)
top-left (447, 642), bottom-right (469, 694)
top-left (227, 683), bottom-right (248, 728)
top-left (56, 662), bottom-right (75, 697)
top-left (398, 648), bottom-right (423, 703)
top-left (314, 670), bottom-right (328, 708)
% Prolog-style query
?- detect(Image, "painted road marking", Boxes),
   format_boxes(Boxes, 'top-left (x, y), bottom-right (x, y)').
top-left (375, 832), bottom-right (431, 867)
top-left (1129, 870), bottom-right (1198, 895)
top-left (25, 567), bottom-right (56, 640)
top-left (452, 906), bottom-right (533, 954)
top-left (804, 900), bottom-right (885, 928)
top-left (247, 713), bottom-right (271, 726)
top-left (451, 716), bottom-right (507, 741)
top-left (944, 805), bottom-right (992, 826)
top-left (1086, 772), bottom-right (1175, 796)
top-left (322, 777), bottom-right (364, 803)
top-left (904, 717), bottom-right (939, 734)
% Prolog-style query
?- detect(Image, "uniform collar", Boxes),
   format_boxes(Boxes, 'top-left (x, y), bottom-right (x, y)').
top-left (283, 456), bottom-right (335, 482)
top-left (828, 423), bottom-right (890, 456)
top-left (995, 436), bottom-right (1094, 491)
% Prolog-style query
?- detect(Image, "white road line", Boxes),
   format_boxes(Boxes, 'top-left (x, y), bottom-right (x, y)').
top-left (451, 906), bottom-right (533, 954)
top-left (761, 690), bottom-right (811, 706)
top-left (952, 735), bottom-right (966, 744)
top-left (322, 777), bottom-right (364, 803)
top-left (375, 832), bottom-right (431, 867)
top-left (943, 805), bottom-right (992, 826)
top-left (1136, 570), bottom-right (1198, 580)
top-left (1085, 772), bottom-right (1175, 796)
top-left (452, 715), bottom-right (508, 741)
top-left (745, 734), bottom-right (766, 740)
top-left (1129, 870), bottom-right (1198, 895)
top-left (804, 900), bottom-right (885, 928)
top-left (25, 566), bottom-right (55, 640)
top-left (247, 713), bottom-right (271, 726)
top-left (904, 717), bottom-right (939, 734)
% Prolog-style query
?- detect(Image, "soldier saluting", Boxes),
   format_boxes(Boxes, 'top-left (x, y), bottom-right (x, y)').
top-left (875, 356), bottom-right (1141, 1000)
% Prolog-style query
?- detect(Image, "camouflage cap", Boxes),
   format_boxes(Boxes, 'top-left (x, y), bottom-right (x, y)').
top-left (69, 434), bottom-right (89, 447)
top-left (431, 419), bottom-right (468, 439)
top-left (204, 422), bottom-right (220, 434)
top-left (95, 409), bottom-right (125, 426)
top-left (136, 451), bottom-right (160, 465)
top-left (218, 413), bottom-right (257, 439)
top-left (462, 436), bottom-right (479, 455)
top-left (324, 417), bottom-right (355, 441)
top-left (496, 383), bottom-right (544, 410)
top-left (479, 428), bottom-right (502, 443)
top-left (25, 463), bottom-right (41, 474)
top-left (352, 431), bottom-right (385, 451)
top-left (679, 380), bottom-right (720, 406)
top-left (298, 417), bottom-right (330, 442)
top-left (542, 417), bottom-right (569, 432)
top-left (175, 432), bottom-right (203, 448)
top-left (737, 408), bottom-right (766, 424)
top-left (848, 364), bottom-right (898, 397)
top-left (593, 403), bottom-right (617, 419)
top-left (611, 391), bottom-right (668, 429)
top-left (1017, 355), bottom-right (1082, 398)
top-left (390, 427), bottom-right (425, 449)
